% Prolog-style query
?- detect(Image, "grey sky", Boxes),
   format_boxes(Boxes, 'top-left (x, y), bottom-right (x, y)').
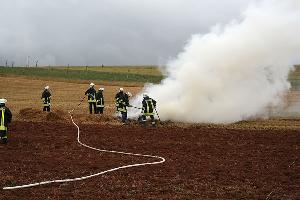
top-left (0, 0), bottom-right (255, 66)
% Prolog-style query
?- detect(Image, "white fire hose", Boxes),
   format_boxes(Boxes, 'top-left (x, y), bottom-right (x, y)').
top-left (3, 112), bottom-right (166, 190)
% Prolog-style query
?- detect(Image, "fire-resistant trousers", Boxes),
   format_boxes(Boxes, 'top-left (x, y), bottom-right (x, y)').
top-left (89, 102), bottom-right (97, 114)
top-left (0, 130), bottom-right (8, 144)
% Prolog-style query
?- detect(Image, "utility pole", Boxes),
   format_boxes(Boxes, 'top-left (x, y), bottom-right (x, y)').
top-left (35, 60), bottom-right (39, 67)
top-left (11, 61), bottom-right (14, 68)
top-left (27, 56), bottom-right (30, 67)
top-left (5, 60), bottom-right (8, 67)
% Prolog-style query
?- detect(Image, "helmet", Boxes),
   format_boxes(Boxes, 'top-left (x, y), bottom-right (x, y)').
top-left (0, 98), bottom-right (7, 104)
top-left (143, 93), bottom-right (148, 98)
top-left (45, 86), bottom-right (49, 90)
top-left (90, 83), bottom-right (95, 87)
top-left (119, 88), bottom-right (124, 91)
top-left (126, 92), bottom-right (132, 97)
top-left (99, 88), bottom-right (104, 91)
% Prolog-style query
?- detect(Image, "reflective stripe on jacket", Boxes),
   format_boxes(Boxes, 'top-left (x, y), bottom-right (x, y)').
top-left (42, 97), bottom-right (51, 107)
top-left (96, 92), bottom-right (104, 107)
top-left (96, 98), bottom-right (104, 107)
top-left (0, 108), bottom-right (7, 131)
top-left (87, 94), bottom-right (96, 103)
top-left (142, 98), bottom-right (156, 116)
top-left (117, 99), bottom-right (127, 112)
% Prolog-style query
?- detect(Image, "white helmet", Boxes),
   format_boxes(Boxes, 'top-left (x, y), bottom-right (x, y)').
top-left (143, 93), bottom-right (148, 98)
top-left (119, 88), bottom-right (124, 91)
top-left (126, 92), bottom-right (132, 97)
top-left (90, 83), bottom-right (95, 87)
top-left (45, 86), bottom-right (49, 90)
top-left (0, 98), bottom-right (7, 104)
top-left (99, 88), bottom-right (104, 91)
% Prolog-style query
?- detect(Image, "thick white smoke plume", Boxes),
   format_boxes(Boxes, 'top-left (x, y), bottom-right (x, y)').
top-left (132, 0), bottom-right (300, 123)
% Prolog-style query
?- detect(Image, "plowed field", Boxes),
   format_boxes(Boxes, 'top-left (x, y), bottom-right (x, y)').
top-left (0, 76), bottom-right (299, 199)
top-left (1, 118), bottom-right (299, 199)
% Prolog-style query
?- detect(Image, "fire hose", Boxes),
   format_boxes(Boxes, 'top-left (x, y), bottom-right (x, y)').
top-left (3, 98), bottom-right (166, 190)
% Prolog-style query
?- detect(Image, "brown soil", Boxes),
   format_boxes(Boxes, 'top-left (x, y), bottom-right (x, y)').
top-left (0, 119), bottom-right (299, 200)
top-left (0, 76), bottom-right (299, 199)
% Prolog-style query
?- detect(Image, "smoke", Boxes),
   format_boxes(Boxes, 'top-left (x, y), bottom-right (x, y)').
top-left (132, 0), bottom-right (300, 123)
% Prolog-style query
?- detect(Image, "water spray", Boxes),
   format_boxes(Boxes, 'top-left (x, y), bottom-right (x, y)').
top-left (155, 108), bottom-right (161, 122)
top-left (69, 96), bottom-right (86, 114)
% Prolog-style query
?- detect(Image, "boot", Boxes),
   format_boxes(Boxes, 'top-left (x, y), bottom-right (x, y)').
top-left (1, 138), bottom-right (7, 144)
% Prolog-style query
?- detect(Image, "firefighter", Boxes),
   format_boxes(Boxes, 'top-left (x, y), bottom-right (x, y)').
top-left (85, 83), bottom-right (97, 114)
top-left (115, 88), bottom-right (124, 113)
top-left (141, 93), bottom-right (157, 126)
top-left (96, 88), bottom-right (105, 114)
top-left (41, 86), bottom-right (51, 112)
top-left (116, 90), bottom-right (132, 124)
top-left (0, 99), bottom-right (12, 144)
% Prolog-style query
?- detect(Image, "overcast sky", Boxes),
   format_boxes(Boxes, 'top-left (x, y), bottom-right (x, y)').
top-left (0, 0), bottom-right (256, 66)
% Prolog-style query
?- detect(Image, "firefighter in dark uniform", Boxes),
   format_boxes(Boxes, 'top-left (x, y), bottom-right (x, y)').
top-left (0, 99), bottom-right (12, 144)
top-left (115, 88), bottom-right (124, 113)
top-left (116, 90), bottom-right (132, 124)
top-left (41, 86), bottom-right (51, 112)
top-left (96, 88), bottom-right (105, 114)
top-left (141, 93), bottom-right (157, 126)
top-left (85, 83), bottom-right (97, 114)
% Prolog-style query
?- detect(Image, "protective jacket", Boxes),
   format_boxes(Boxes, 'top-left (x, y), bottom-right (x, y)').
top-left (142, 97), bottom-right (156, 116)
top-left (0, 106), bottom-right (12, 131)
top-left (115, 91), bottom-right (124, 110)
top-left (116, 93), bottom-right (129, 112)
top-left (85, 88), bottom-right (96, 103)
top-left (96, 91), bottom-right (104, 108)
top-left (41, 90), bottom-right (51, 107)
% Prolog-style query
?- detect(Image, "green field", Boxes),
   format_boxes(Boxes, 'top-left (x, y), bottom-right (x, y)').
top-left (58, 65), bottom-right (162, 76)
top-left (0, 66), bottom-right (163, 84)
top-left (0, 65), bottom-right (299, 89)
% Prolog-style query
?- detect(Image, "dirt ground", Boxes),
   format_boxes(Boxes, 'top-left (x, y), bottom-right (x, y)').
top-left (0, 120), bottom-right (299, 200)
top-left (0, 76), bottom-right (299, 199)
